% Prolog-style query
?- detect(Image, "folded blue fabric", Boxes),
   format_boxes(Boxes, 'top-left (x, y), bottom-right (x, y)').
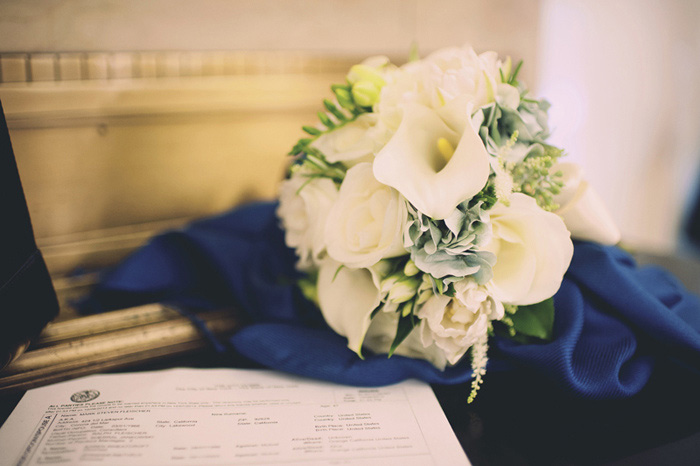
top-left (86, 202), bottom-right (700, 399)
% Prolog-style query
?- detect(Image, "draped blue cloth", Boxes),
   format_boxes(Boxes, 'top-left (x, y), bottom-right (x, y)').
top-left (85, 202), bottom-right (700, 399)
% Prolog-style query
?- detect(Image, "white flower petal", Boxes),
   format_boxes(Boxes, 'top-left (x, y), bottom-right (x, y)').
top-left (486, 194), bottom-right (573, 305)
top-left (311, 114), bottom-right (378, 167)
top-left (553, 163), bottom-right (621, 245)
top-left (325, 163), bottom-right (407, 268)
top-left (317, 261), bottom-right (381, 355)
top-left (496, 83), bottom-right (520, 109)
top-left (277, 173), bottom-right (338, 270)
top-left (373, 104), bottom-right (490, 220)
top-left (363, 308), bottom-right (448, 369)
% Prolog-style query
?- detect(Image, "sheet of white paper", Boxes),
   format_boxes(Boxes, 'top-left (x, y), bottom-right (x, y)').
top-left (0, 368), bottom-right (469, 466)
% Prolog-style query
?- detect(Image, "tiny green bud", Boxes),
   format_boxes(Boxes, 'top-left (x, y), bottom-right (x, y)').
top-left (352, 80), bottom-right (381, 107)
top-left (347, 64), bottom-right (386, 88)
top-left (401, 301), bottom-right (413, 317)
top-left (380, 273), bottom-right (401, 295)
top-left (334, 87), bottom-right (354, 110)
top-left (317, 112), bottom-right (335, 129)
top-left (388, 277), bottom-right (420, 304)
top-left (416, 289), bottom-right (432, 305)
top-left (372, 259), bottom-right (393, 279)
top-left (403, 259), bottom-right (419, 277)
top-left (302, 125), bottom-right (322, 136)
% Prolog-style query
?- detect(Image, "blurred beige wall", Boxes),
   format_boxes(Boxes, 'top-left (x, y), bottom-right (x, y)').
top-left (0, 0), bottom-right (543, 274)
top-left (0, 0), bottom-right (540, 63)
top-left (536, 0), bottom-right (700, 253)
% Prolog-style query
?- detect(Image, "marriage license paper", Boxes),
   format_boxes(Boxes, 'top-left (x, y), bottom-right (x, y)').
top-left (0, 368), bottom-right (469, 465)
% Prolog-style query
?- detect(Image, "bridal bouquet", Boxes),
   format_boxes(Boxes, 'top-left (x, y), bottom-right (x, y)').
top-left (277, 46), bottom-right (620, 400)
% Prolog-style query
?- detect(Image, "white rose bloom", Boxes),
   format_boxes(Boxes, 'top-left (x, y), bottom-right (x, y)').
top-left (417, 279), bottom-right (499, 367)
top-left (483, 193), bottom-right (573, 305)
top-left (325, 163), bottom-right (408, 268)
top-left (277, 172), bottom-right (338, 270)
top-left (311, 114), bottom-right (379, 167)
top-left (373, 103), bottom-right (490, 220)
top-left (552, 162), bottom-right (621, 245)
top-left (421, 47), bottom-right (495, 109)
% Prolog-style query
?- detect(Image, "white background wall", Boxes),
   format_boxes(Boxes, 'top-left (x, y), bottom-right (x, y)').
top-left (0, 0), bottom-right (540, 66)
top-left (536, 0), bottom-right (700, 253)
top-left (1, 0), bottom-right (699, 254)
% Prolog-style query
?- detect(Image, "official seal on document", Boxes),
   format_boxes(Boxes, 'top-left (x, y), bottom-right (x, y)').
top-left (70, 389), bottom-right (100, 403)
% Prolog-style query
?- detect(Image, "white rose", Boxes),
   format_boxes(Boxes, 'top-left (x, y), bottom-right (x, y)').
top-left (552, 162), bottom-right (621, 245)
top-left (483, 193), bottom-right (573, 305)
top-left (311, 114), bottom-right (379, 167)
top-left (277, 172), bottom-right (338, 270)
top-left (417, 280), bottom-right (497, 367)
top-left (373, 103), bottom-right (490, 220)
top-left (325, 163), bottom-right (408, 268)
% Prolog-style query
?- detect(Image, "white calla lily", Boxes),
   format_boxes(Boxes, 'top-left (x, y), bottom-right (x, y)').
top-left (317, 261), bottom-right (381, 355)
top-left (373, 103), bottom-right (490, 220)
top-left (553, 163), bottom-right (621, 245)
top-left (484, 193), bottom-right (573, 305)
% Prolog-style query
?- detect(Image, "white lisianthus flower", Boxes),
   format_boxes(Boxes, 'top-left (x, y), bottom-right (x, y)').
top-left (325, 163), bottom-right (408, 268)
top-left (417, 278), bottom-right (501, 367)
top-left (311, 114), bottom-right (378, 167)
top-left (552, 162), bottom-right (621, 245)
top-left (483, 193), bottom-right (573, 305)
top-left (373, 103), bottom-right (490, 220)
top-left (364, 308), bottom-right (448, 369)
top-left (317, 259), bottom-right (447, 367)
top-left (277, 172), bottom-right (338, 270)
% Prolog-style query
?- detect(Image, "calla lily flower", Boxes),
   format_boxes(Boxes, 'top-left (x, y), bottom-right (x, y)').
top-left (553, 163), bottom-right (621, 245)
top-left (373, 103), bottom-right (490, 220)
top-left (317, 261), bottom-right (381, 355)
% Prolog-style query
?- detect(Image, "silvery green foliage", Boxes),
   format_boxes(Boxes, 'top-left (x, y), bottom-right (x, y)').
top-left (478, 96), bottom-right (551, 164)
top-left (406, 201), bottom-right (495, 284)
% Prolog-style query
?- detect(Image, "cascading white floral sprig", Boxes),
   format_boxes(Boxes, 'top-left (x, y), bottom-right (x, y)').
top-left (277, 45), bottom-right (621, 401)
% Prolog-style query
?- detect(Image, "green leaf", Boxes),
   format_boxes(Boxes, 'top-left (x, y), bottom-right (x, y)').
top-left (509, 298), bottom-right (555, 340)
top-left (317, 112), bottom-right (335, 129)
top-left (509, 60), bottom-right (523, 85)
top-left (324, 99), bottom-right (348, 121)
top-left (288, 138), bottom-right (312, 155)
top-left (332, 264), bottom-right (345, 282)
top-left (388, 307), bottom-right (419, 357)
top-left (302, 125), bottom-right (322, 136)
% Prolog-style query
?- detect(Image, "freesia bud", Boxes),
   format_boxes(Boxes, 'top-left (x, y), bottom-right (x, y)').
top-left (347, 64), bottom-right (386, 88)
top-left (403, 259), bottom-right (420, 277)
top-left (387, 277), bottom-right (420, 304)
top-left (352, 80), bottom-right (381, 107)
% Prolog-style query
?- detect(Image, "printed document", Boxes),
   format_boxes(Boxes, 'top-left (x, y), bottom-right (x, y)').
top-left (0, 368), bottom-right (469, 465)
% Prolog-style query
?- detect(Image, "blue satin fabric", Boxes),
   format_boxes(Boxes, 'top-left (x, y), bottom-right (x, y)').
top-left (86, 202), bottom-right (700, 399)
